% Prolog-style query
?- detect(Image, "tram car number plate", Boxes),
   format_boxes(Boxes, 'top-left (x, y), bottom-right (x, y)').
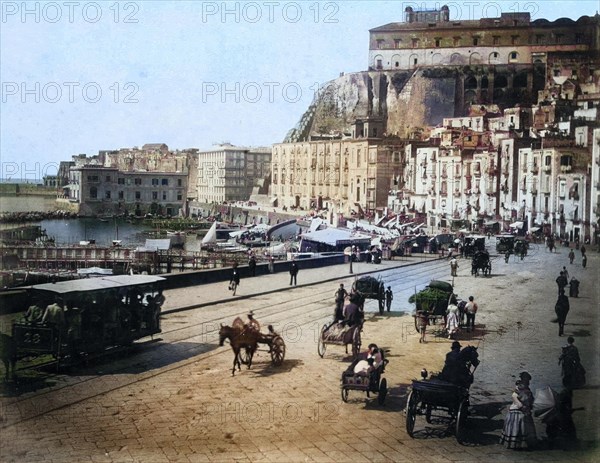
top-left (13, 324), bottom-right (56, 353)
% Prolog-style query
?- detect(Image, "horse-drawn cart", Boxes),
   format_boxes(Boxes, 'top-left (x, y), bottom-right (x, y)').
top-left (406, 379), bottom-right (471, 443)
top-left (318, 321), bottom-right (362, 359)
top-left (471, 250), bottom-right (492, 276)
top-left (219, 318), bottom-right (286, 375)
top-left (410, 280), bottom-right (454, 331)
top-left (352, 276), bottom-right (385, 314)
top-left (406, 345), bottom-right (479, 444)
top-left (244, 326), bottom-right (286, 367)
top-left (341, 352), bottom-right (389, 405)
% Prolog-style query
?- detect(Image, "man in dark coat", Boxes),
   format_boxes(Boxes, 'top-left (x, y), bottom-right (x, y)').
top-left (555, 271), bottom-right (568, 296)
top-left (248, 255), bottom-right (257, 277)
top-left (555, 292), bottom-right (570, 337)
top-left (289, 261), bottom-right (298, 286)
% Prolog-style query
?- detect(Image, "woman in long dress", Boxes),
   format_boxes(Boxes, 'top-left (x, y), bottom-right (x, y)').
top-left (500, 374), bottom-right (537, 449)
top-left (446, 302), bottom-right (460, 339)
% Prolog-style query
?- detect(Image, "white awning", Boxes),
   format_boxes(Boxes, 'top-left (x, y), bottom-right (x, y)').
top-left (530, 227), bottom-right (541, 233)
top-left (509, 221), bottom-right (524, 229)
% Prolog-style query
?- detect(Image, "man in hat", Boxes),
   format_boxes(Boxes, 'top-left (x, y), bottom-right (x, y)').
top-left (440, 341), bottom-right (463, 385)
top-left (334, 284), bottom-right (348, 321)
top-left (450, 256), bottom-right (459, 277)
top-left (385, 286), bottom-right (393, 312)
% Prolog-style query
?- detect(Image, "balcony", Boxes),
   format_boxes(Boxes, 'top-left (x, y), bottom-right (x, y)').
top-left (543, 165), bottom-right (552, 173)
top-left (487, 167), bottom-right (498, 176)
top-left (531, 188), bottom-right (538, 195)
top-left (531, 166), bottom-right (539, 175)
top-left (560, 165), bottom-right (572, 173)
top-left (473, 170), bottom-right (481, 178)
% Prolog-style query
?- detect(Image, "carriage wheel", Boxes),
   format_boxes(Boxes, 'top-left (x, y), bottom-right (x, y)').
top-left (378, 295), bottom-right (385, 315)
top-left (425, 404), bottom-right (433, 423)
top-left (341, 387), bottom-right (349, 402)
top-left (351, 328), bottom-right (361, 359)
top-left (270, 335), bottom-right (285, 366)
top-left (239, 347), bottom-right (252, 365)
top-left (455, 398), bottom-right (469, 444)
top-left (317, 324), bottom-right (327, 358)
top-left (406, 390), bottom-right (418, 437)
top-left (377, 378), bottom-right (388, 405)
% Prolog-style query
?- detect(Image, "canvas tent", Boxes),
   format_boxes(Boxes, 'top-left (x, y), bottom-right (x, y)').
top-left (300, 228), bottom-right (371, 253)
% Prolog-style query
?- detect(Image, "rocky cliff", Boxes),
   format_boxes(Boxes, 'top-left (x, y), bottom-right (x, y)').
top-left (284, 69), bottom-right (458, 142)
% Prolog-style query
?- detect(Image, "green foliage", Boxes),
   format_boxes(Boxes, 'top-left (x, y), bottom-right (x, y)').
top-left (408, 287), bottom-right (451, 314)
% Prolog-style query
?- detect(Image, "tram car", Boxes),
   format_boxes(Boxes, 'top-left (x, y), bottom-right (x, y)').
top-left (12, 275), bottom-right (166, 364)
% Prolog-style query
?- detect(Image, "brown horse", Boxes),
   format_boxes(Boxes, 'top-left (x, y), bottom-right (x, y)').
top-left (219, 322), bottom-right (260, 376)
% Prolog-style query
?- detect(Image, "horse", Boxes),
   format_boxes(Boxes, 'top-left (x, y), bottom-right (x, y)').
top-left (218, 320), bottom-right (261, 376)
top-left (440, 345), bottom-right (480, 388)
top-left (0, 333), bottom-right (17, 381)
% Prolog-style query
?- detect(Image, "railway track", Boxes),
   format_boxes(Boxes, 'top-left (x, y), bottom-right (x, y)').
top-left (1, 258), bottom-right (453, 428)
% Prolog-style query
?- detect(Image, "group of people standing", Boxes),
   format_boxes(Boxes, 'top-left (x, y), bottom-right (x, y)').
top-left (500, 337), bottom-right (585, 451)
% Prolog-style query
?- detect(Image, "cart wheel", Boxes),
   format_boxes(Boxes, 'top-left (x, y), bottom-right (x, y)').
top-left (455, 398), bottom-right (469, 444)
top-left (270, 335), bottom-right (285, 366)
top-left (377, 378), bottom-right (387, 405)
top-left (378, 296), bottom-right (385, 315)
top-left (406, 390), bottom-right (418, 437)
top-left (425, 404), bottom-right (433, 423)
top-left (239, 347), bottom-right (252, 365)
top-left (341, 387), bottom-right (349, 403)
top-left (317, 324), bottom-right (327, 358)
top-left (351, 328), bottom-right (361, 359)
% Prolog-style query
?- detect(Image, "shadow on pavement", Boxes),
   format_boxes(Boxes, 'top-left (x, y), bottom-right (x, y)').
top-left (246, 358), bottom-right (303, 377)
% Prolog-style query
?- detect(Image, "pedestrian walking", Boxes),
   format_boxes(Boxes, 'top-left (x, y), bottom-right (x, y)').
top-left (580, 244), bottom-right (586, 257)
top-left (555, 292), bottom-right (570, 337)
top-left (415, 309), bottom-right (430, 343)
top-left (334, 284), bottom-right (348, 321)
top-left (450, 257), bottom-right (459, 277)
top-left (582, 254), bottom-right (587, 268)
top-left (229, 264), bottom-right (241, 295)
top-left (385, 286), bottom-right (393, 312)
top-left (559, 337), bottom-right (586, 389)
top-left (561, 266), bottom-right (569, 281)
top-left (568, 249), bottom-right (575, 264)
top-left (464, 295), bottom-right (478, 332)
top-left (555, 271), bottom-right (568, 296)
top-left (499, 372), bottom-right (537, 449)
top-left (289, 261), bottom-right (298, 286)
top-left (569, 277), bottom-right (580, 298)
top-left (267, 255), bottom-right (274, 273)
top-left (248, 255), bottom-right (257, 277)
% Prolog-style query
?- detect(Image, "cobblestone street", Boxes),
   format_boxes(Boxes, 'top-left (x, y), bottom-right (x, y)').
top-left (1, 244), bottom-right (598, 462)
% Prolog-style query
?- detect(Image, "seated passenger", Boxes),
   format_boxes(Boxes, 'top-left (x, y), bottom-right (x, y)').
top-left (24, 301), bottom-right (44, 323)
top-left (366, 343), bottom-right (383, 368)
top-left (353, 357), bottom-right (375, 375)
top-left (342, 296), bottom-right (361, 327)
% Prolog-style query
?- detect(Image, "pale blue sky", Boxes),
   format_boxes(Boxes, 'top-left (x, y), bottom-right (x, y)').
top-left (1, 1), bottom-right (598, 178)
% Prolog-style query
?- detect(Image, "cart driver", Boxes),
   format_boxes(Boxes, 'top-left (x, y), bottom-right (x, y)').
top-left (246, 311), bottom-right (260, 332)
top-left (440, 341), bottom-right (472, 388)
top-left (342, 296), bottom-right (361, 327)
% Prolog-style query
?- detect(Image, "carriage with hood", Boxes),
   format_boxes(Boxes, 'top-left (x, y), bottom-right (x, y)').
top-left (406, 343), bottom-right (480, 443)
top-left (471, 250), bottom-right (492, 276)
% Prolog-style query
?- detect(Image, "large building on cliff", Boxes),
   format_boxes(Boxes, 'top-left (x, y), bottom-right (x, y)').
top-left (369, 6), bottom-right (599, 71)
